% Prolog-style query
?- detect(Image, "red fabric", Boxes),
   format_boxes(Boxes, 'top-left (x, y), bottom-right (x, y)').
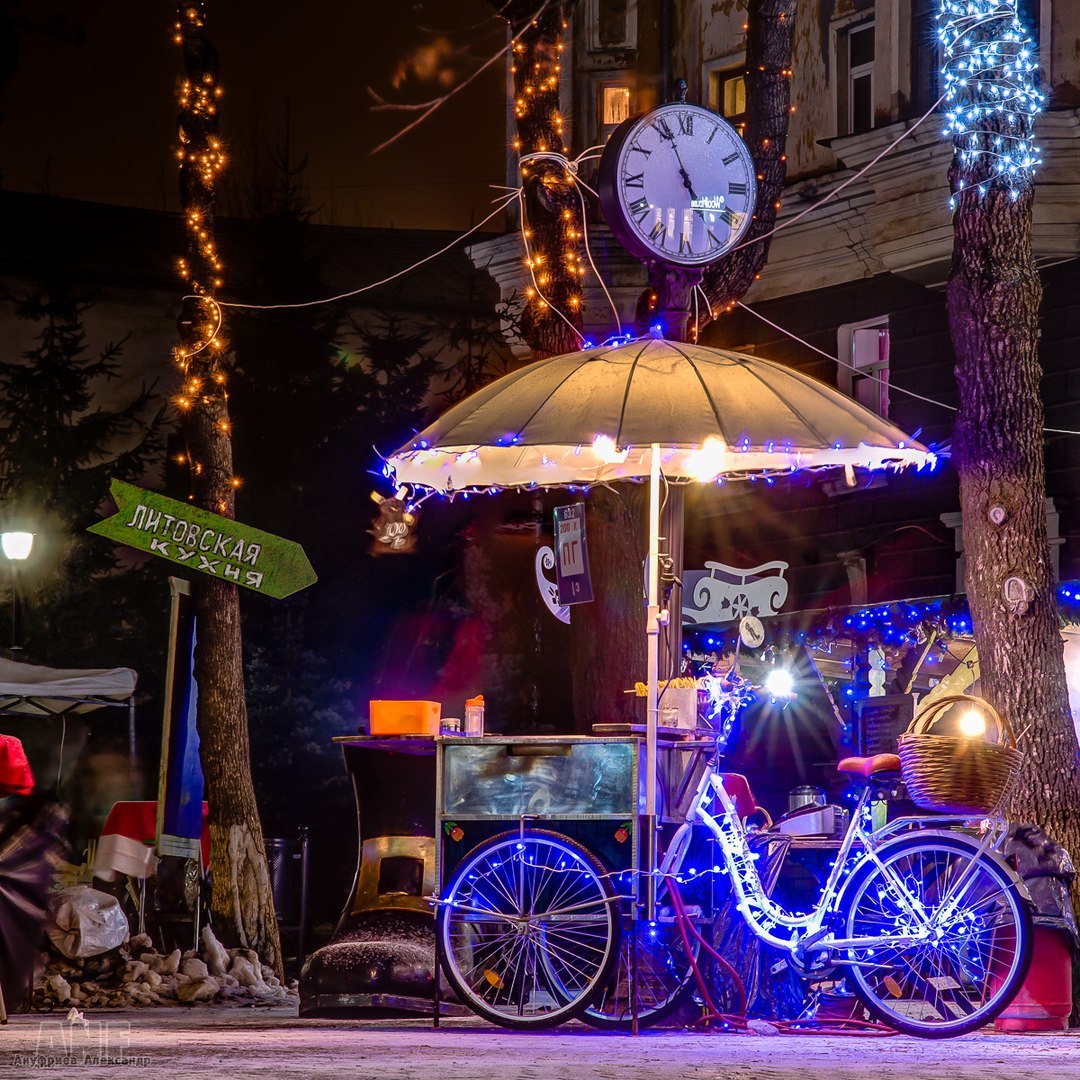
top-left (101, 800), bottom-right (212, 869)
top-left (0, 733), bottom-right (35, 795)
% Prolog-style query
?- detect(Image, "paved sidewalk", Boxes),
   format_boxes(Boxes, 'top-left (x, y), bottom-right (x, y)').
top-left (2, 1006), bottom-right (1079, 1079)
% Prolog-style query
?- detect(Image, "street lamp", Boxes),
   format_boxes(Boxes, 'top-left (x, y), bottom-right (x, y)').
top-left (1, 531), bottom-right (34, 656)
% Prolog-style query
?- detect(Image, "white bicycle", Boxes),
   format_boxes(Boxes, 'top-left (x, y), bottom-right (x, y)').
top-left (436, 750), bottom-right (1033, 1036)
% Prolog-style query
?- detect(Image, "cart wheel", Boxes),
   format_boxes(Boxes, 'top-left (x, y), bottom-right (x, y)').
top-left (841, 833), bottom-right (1033, 1037)
top-left (580, 889), bottom-right (699, 1030)
top-left (437, 829), bottom-right (621, 1029)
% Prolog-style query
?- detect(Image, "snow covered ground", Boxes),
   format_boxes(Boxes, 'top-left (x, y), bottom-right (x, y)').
top-left (2, 1006), bottom-right (1079, 1079)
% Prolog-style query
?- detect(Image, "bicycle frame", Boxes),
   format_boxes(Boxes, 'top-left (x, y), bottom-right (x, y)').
top-left (657, 761), bottom-right (1012, 958)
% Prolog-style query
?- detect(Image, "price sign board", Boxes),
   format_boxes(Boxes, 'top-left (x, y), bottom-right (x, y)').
top-left (553, 503), bottom-right (593, 606)
top-left (855, 693), bottom-right (916, 757)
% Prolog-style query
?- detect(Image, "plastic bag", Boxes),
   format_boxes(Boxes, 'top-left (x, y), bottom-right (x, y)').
top-left (47, 885), bottom-right (129, 958)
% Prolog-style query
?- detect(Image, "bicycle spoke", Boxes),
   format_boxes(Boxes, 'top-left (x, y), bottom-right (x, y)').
top-left (844, 838), bottom-right (1030, 1036)
top-left (440, 833), bottom-right (620, 1028)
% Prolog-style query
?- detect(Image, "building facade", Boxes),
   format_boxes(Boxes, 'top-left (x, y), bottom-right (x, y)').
top-left (472, 0), bottom-right (1080, 617)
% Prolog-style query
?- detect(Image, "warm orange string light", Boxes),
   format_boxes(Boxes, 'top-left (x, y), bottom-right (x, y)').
top-left (173, 2), bottom-right (241, 494)
top-left (514, 17), bottom-right (583, 322)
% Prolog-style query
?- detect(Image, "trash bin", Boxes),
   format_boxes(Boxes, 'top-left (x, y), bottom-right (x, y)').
top-left (264, 828), bottom-right (310, 974)
top-left (995, 824), bottom-right (1076, 1033)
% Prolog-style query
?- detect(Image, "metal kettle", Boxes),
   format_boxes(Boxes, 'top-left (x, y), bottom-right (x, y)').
top-left (788, 785), bottom-right (827, 813)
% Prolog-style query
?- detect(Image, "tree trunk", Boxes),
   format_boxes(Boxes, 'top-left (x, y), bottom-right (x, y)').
top-left (568, 486), bottom-right (648, 730)
top-left (504, 0), bottom-right (583, 360)
top-left (700, 0), bottom-right (796, 321)
top-left (174, 1), bottom-right (282, 974)
top-left (946, 155), bottom-right (1080, 1008)
top-left (498, 0), bottom-right (644, 732)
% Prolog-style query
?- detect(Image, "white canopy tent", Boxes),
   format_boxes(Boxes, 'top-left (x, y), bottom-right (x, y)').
top-left (0, 658), bottom-right (138, 794)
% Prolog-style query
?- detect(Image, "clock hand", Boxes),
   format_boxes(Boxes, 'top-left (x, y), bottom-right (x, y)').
top-left (658, 125), bottom-right (700, 201)
top-left (668, 141), bottom-right (699, 201)
top-left (679, 166), bottom-right (699, 201)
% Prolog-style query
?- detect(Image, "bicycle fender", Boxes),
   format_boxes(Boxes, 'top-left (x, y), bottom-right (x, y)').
top-left (838, 828), bottom-right (1033, 910)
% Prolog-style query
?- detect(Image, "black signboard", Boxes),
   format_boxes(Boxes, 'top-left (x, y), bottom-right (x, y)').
top-left (856, 693), bottom-right (916, 757)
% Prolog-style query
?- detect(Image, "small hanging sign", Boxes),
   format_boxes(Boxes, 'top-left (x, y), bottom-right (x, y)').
top-left (553, 503), bottom-right (593, 605)
top-left (536, 547), bottom-right (571, 623)
top-left (369, 490), bottom-right (417, 555)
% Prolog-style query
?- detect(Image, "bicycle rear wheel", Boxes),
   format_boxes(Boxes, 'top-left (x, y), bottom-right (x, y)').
top-left (437, 829), bottom-right (621, 1029)
top-left (841, 833), bottom-right (1032, 1037)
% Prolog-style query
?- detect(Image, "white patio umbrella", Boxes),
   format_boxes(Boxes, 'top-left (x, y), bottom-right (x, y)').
top-left (387, 336), bottom-right (936, 868)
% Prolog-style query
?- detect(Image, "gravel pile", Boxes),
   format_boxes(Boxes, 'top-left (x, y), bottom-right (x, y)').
top-left (33, 926), bottom-right (297, 1010)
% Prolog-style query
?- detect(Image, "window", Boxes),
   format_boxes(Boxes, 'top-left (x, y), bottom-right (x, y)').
top-left (709, 67), bottom-right (747, 132)
top-left (910, 0), bottom-right (940, 115)
top-left (588, 0), bottom-right (637, 52)
top-left (601, 85), bottom-right (631, 127)
top-left (598, 84), bottom-right (632, 143)
top-left (839, 21), bottom-right (875, 135)
top-left (837, 318), bottom-right (890, 418)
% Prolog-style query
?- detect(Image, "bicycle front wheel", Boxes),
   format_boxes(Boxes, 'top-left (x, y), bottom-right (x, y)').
top-left (438, 830), bottom-right (621, 1029)
top-left (841, 833), bottom-right (1032, 1037)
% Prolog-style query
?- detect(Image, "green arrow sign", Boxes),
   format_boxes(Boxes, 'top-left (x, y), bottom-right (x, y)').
top-left (89, 479), bottom-right (317, 599)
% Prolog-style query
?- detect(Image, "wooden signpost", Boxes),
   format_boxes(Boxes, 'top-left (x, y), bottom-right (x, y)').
top-left (89, 479), bottom-right (317, 600)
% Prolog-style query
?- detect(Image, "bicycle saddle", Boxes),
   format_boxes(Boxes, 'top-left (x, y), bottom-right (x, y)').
top-left (837, 753), bottom-right (902, 778)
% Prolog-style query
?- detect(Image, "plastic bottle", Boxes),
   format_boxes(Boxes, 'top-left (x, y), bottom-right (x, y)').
top-left (464, 695), bottom-right (485, 736)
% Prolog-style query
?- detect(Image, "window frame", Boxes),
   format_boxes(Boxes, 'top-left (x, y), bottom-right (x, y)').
top-left (705, 61), bottom-right (748, 135)
top-left (837, 315), bottom-right (890, 420)
top-left (833, 16), bottom-right (876, 137)
top-left (586, 0), bottom-right (638, 53)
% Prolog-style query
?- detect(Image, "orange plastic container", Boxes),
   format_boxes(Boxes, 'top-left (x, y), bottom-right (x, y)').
top-left (369, 700), bottom-right (441, 736)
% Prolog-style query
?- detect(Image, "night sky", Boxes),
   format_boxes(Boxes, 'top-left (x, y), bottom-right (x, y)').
top-left (0, 0), bottom-right (508, 231)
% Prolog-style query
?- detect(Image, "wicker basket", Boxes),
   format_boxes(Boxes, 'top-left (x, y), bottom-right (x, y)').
top-left (897, 694), bottom-right (1023, 815)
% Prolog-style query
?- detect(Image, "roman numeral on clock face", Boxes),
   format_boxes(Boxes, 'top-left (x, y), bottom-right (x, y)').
top-left (652, 117), bottom-right (674, 141)
top-left (677, 112), bottom-right (693, 136)
top-left (720, 208), bottom-right (739, 227)
top-left (623, 172), bottom-right (644, 188)
top-left (650, 218), bottom-right (666, 242)
top-left (728, 181), bottom-right (748, 196)
top-left (629, 197), bottom-right (650, 220)
top-left (722, 151), bottom-right (740, 166)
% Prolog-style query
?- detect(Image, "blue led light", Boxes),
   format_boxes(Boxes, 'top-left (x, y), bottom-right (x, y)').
top-left (940, 1), bottom-right (1043, 209)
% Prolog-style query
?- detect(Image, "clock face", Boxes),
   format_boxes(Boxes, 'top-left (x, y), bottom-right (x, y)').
top-left (599, 103), bottom-right (757, 267)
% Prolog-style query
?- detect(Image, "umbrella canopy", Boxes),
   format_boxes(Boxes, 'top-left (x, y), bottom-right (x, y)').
top-left (389, 337), bottom-right (934, 492)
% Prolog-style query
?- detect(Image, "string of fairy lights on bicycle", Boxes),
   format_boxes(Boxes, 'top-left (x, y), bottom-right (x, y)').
top-left (436, 795), bottom-right (885, 930)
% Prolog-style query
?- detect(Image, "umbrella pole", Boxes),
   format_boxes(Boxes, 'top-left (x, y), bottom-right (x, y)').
top-left (644, 442), bottom-right (661, 919)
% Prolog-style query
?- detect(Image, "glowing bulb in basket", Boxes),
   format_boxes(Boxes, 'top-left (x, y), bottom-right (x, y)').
top-left (958, 707), bottom-right (987, 738)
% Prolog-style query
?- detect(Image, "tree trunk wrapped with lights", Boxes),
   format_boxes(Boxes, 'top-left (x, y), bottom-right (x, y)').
top-left (505, 0), bottom-right (584, 359)
top-left (941, 0), bottom-right (1080, 1007)
top-left (700, 0), bottom-right (796, 319)
top-left (498, 1), bottom-right (644, 730)
top-left (173, 1), bottom-right (282, 975)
